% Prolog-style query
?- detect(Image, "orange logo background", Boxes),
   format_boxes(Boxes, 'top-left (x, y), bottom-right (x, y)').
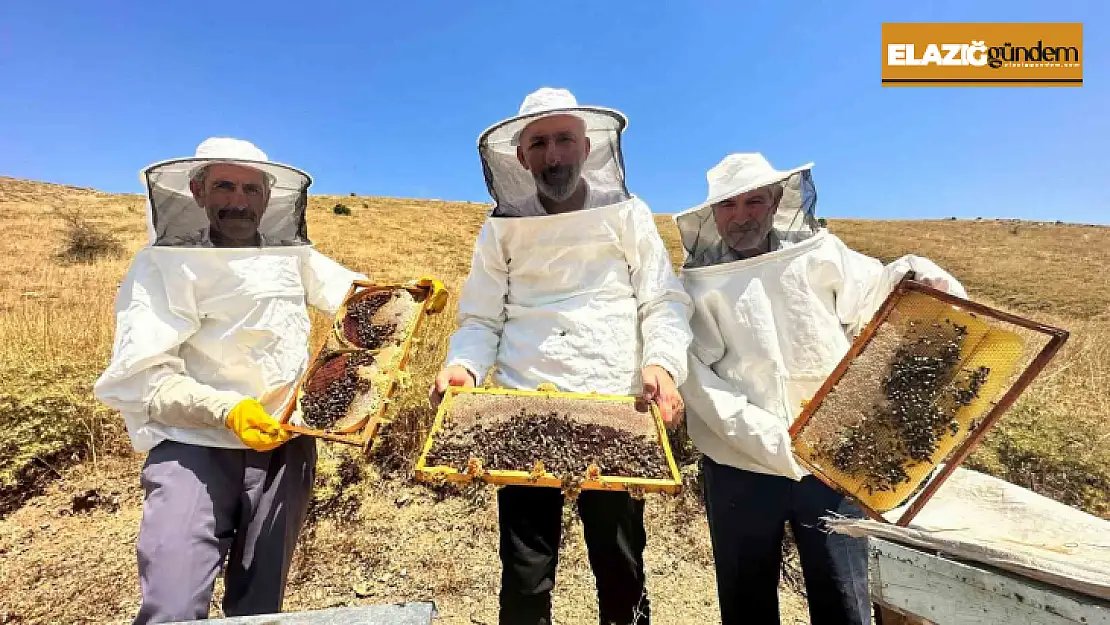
top-left (882, 23), bottom-right (1083, 87)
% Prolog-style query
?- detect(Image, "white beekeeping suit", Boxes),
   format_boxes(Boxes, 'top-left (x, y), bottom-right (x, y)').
top-left (445, 88), bottom-right (693, 394)
top-left (94, 138), bottom-right (365, 452)
top-left (676, 153), bottom-right (966, 479)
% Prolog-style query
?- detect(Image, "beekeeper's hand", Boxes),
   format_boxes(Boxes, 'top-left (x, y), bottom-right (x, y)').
top-left (919, 276), bottom-right (950, 293)
top-left (225, 399), bottom-right (293, 452)
top-left (430, 365), bottom-right (475, 410)
top-left (408, 277), bottom-right (449, 314)
top-left (642, 365), bottom-right (684, 429)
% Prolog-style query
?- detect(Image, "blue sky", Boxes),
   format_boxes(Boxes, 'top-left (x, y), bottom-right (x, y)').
top-left (0, 1), bottom-right (1104, 222)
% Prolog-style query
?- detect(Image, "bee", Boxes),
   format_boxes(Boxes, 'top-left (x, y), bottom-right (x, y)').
top-left (821, 319), bottom-right (991, 494)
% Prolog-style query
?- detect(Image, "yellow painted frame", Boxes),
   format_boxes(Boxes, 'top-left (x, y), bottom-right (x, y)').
top-left (414, 386), bottom-right (684, 495)
top-left (280, 279), bottom-right (445, 449)
top-left (332, 280), bottom-right (437, 370)
top-left (793, 301), bottom-right (1024, 513)
top-left (788, 275), bottom-right (1068, 526)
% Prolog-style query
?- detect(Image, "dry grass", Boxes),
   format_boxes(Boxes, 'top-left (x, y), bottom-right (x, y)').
top-left (0, 176), bottom-right (1105, 623)
top-left (831, 219), bottom-right (1110, 515)
top-left (833, 218), bottom-right (1110, 321)
top-left (54, 207), bottom-right (125, 265)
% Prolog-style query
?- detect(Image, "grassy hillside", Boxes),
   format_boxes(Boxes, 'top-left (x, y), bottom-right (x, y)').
top-left (0, 176), bottom-right (1106, 623)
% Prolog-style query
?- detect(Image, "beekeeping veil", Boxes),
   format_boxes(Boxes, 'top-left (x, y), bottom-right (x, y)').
top-left (675, 153), bottom-right (818, 269)
top-left (479, 88), bottom-right (630, 217)
top-left (140, 137), bottom-right (311, 247)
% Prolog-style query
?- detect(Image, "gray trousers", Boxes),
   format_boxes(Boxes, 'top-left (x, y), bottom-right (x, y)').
top-left (134, 436), bottom-right (316, 624)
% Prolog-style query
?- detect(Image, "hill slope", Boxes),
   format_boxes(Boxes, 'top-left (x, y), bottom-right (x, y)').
top-left (0, 177), bottom-right (1106, 623)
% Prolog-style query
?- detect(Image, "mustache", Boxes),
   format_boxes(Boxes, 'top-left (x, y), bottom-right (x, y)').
top-left (216, 207), bottom-right (257, 220)
top-left (540, 163), bottom-right (577, 184)
top-left (727, 220), bottom-right (760, 234)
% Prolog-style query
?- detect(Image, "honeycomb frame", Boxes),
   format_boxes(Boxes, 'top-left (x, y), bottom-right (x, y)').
top-left (415, 387), bottom-right (683, 495)
top-left (279, 279), bottom-right (444, 449)
top-left (788, 274), bottom-right (1068, 526)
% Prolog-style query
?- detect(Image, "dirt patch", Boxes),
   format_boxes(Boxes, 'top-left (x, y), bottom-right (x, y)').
top-left (0, 456), bottom-right (145, 624)
top-left (0, 365), bottom-right (123, 518)
top-left (67, 487), bottom-right (121, 516)
top-left (0, 447), bottom-right (809, 624)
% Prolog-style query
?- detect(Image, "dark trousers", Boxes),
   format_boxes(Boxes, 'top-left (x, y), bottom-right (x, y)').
top-left (702, 457), bottom-right (870, 625)
top-left (497, 486), bottom-right (649, 625)
top-left (133, 437), bottom-right (317, 624)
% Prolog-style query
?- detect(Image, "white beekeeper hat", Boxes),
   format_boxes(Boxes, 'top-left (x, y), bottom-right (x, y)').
top-left (478, 88), bottom-right (631, 215)
top-left (693, 153), bottom-right (812, 212)
top-left (481, 87), bottom-right (628, 153)
top-left (139, 137), bottom-right (312, 247)
top-left (676, 153), bottom-right (820, 267)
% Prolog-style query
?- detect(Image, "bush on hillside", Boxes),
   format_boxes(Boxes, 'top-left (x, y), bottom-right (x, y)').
top-left (333, 203), bottom-right (352, 216)
top-left (55, 208), bottom-right (124, 264)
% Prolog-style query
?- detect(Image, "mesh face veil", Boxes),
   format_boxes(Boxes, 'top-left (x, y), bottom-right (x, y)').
top-left (676, 154), bottom-right (820, 268)
top-left (478, 88), bottom-right (631, 217)
top-left (141, 138), bottom-right (312, 247)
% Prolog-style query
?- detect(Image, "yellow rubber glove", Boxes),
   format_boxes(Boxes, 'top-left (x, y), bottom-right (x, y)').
top-left (408, 276), bottom-right (449, 314)
top-left (225, 399), bottom-right (292, 452)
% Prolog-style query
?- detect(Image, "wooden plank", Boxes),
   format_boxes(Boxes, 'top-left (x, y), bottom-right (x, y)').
top-left (875, 603), bottom-right (933, 625)
top-left (869, 539), bottom-right (1110, 625)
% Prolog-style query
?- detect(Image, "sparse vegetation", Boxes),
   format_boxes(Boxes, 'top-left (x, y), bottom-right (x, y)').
top-left (0, 365), bottom-right (123, 515)
top-left (333, 202), bottom-right (352, 216)
top-left (55, 207), bottom-right (124, 264)
top-left (0, 176), bottom-right (1105, 623)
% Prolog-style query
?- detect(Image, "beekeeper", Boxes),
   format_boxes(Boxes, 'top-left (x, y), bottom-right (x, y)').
top-left (430, 87), bottom-right (693, 625)
top-left (93, 138), bottom-right (365, 624)
top-left (676, 153), bottom-right (965, 625)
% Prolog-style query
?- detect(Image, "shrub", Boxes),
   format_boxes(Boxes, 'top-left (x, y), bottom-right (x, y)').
top-left (56, 208), bottom-right (124, 264)
top-left (333, 203), bottom-right (352, 216)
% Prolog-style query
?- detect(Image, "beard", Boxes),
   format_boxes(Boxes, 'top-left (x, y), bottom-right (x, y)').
top-left (723, 218), bottom-right (772, 253)
top-left (534, 162), bottom-right (583, 202)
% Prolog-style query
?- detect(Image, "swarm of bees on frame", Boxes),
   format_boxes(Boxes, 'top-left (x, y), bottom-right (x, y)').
top-left (300, 352), bottom-right (378, 430)
top-left (816, 319), bottom-right (992, 494)
top-left (425, 407), bottom-right (672, 485)
top-left (341, 289), bottom-right (420, 350)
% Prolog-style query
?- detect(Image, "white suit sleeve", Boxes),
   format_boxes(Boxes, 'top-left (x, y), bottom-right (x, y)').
top-left (93, 253), bottom-right (245, 429)
top-left (621, 201), bottom-right (694, 385)
top-left (681, 306), bottom-right (806, 480)
top-left (829, 236), bottom-right (967, 335)
top-left (684, 359), bottom-right (807, 479)
top-left (445, 221), bottom-right (508, 384)
top-left (303, 249), bottom-right (366, 315)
